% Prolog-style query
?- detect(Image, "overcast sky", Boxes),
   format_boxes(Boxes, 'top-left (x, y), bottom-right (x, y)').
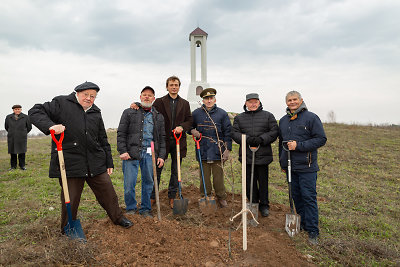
top-left (1, 0), bottom-right (399, 133)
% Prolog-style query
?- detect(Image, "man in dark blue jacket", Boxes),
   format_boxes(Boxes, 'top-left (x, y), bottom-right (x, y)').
top-left (279, 90), bottom-right (327, 245)
top-left (191, 88), bottom-right (232, 207)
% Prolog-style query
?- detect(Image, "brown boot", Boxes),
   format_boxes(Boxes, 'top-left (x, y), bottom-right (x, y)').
top-left (151, 199), bottom-right (156, 206)
top-left (169, 198), bottom-right (174, 209)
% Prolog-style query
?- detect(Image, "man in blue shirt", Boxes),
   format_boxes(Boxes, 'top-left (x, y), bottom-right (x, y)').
top-left (117, 86), bottom-right (166, 217)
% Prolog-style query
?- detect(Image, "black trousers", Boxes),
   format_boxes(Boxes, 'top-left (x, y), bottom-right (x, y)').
top-left (10, 153), bottom-right (25, 168)
top-left (246, 164), bottom-right (269, 209)
top-left (59, 172), bottom-right (123, 233)
top-left (151, 141), bottom-right (182, 200)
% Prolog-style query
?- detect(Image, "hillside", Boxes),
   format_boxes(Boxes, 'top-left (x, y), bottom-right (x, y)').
top-left (0, 123), bottom-right (399, 266)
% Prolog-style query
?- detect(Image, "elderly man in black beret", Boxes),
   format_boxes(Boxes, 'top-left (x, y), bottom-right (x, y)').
top-left (29, 81), bottom-right (133, 233)
top-left (232, 93), bottom-right (279, 217)
top-left (190, 88), bottom-right (232, 207)
top-left (5, 104), bottom-right (32, 170)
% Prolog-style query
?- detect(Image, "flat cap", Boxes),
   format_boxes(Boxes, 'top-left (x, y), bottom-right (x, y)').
top-left (246, 93), bottom-right (259, 101)
top-left (74, 81), bottom-right (100, 92)
top-left (200, 88), bottom-right (217, 98)
top-left (12, 104), bottom-right (22, 109)
top-left (141, 86), bottom-right (155, 94)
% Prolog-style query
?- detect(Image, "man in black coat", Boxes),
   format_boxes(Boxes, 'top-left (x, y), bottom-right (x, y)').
top-left (29, 81), bottom-right (133, 232)
top-left (117, 86), bottom-right (166, 217)
top-left (231, 93), bottom-right (279, 217)
top-left (5, 104), bottom-right (32, 170)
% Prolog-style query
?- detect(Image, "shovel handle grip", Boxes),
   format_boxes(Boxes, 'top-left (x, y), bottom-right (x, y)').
top-left (50, 130), bottom-right (64, 151)
top-left (173, 129), bottom-right (182, 144)
top-left (192, 133), bottom-right (202, 149)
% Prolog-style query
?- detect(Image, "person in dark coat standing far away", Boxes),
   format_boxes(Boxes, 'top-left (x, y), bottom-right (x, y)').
top-left (117, 86), bottom-right (166, 217)
top-left (190, 88), bottom-right (232, 207)
top-left (231, 93), bottom-right (279, 217)
top-left (5, 104), bottom-right (32, 170)
top-left (29, 81), bottom-right (133, 233)
top-left (278, 90), bottom-right (327, 245)
top-left (131, 76), bottom-right (193, 209)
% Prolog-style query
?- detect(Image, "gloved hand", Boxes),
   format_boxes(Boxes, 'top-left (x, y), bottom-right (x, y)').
top-left (191, 129), bottom-right (201, 138)
top-left (222, 150), bottom-right (230, 162)
top-left (247, 136), bottom-right (262, 146)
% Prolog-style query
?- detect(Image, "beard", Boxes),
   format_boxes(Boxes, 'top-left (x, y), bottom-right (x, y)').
top-left (141, 101), bottom-right (153, 108)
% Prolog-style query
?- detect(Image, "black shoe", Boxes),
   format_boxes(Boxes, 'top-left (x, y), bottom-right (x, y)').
top-left (20, 166), bottom-right (27, 170)
top-left (308, 232), bottom-right (319, 246)
top-left (118, 216), bottom-right (133, 229)
top-left (260, 207), bottom-right (269, 217)
top-left (8, 167), bottom-right (16, 171)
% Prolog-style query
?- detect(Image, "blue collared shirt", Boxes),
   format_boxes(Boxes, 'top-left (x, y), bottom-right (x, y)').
top-left (142, 110), bottom-right (154, 148)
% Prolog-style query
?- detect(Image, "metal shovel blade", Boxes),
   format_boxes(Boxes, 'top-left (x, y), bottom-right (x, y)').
top-left (173, 198), bottom-right (189, 215)
top-left (199, 197), bottom-right (217, 214)
top-left (285, 213), bottom-right (301, 237)
top-left (247, 203), bottom-right (259, 227)
top-left (64, 218), bottom-right (86, 241)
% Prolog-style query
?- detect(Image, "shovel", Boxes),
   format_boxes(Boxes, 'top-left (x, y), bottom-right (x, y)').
top-left (50, 130), bottom-right (86, 241)
top-left (172, 130), bottom-right (188, 215)
top-left (150, 141), bottom-right (161, 221)
top-left (282, 141), bottom-right (300, 237)
top-left (192, 134), bottom-right (217, 213)
top-left (247, 145), bottom-right (260, 227)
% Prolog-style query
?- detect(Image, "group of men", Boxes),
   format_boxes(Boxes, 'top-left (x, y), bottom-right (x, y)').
top-left (6, 75), bottom-right (326, 245)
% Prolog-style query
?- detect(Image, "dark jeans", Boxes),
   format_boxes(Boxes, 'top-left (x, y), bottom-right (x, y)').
top-left (151, 141), bottom-right (182, 200)
top-left (290, 171), bottom-right (319, 237)
top-left (59, 172), bottom-right (123, 233)
top-left (246, 164), bottom-right (269, 209)
top-left (10, 153), bottom-right (25, 168)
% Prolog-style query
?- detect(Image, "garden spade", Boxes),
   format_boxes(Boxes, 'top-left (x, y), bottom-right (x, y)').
top-left (150, 141), bottom-right (161, 221)
top-left (50, 130), bottom-right (86, 241)
top-left (282, 141), bottom-right (300, 237)
top-left (247, 145), bottom-right (260, 227)
top-left (172, 130), bottom-right (188, 215)
top-left (193, 134), bottom-right (217, 213)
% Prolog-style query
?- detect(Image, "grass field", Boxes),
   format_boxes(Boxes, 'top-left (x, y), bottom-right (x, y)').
top-left (1, 123), bottom-right (399, 266)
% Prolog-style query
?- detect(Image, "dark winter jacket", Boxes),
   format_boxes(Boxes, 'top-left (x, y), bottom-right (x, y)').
top-left (231, 103), bottom-right (279, 165)
top-left (278, 102), bottom-right (327, 172)
top-left (5, 113), bottom-right (32, 154)
top-left (152, 94), bottom-right (193, 158)
top-left (28, 92), bottom-right (114, 178)
top-left (191, 104), bottom-right (232, 161)
top-left (117, 106), bottom-right (166, 160)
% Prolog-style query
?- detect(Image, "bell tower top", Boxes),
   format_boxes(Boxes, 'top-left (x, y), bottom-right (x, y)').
top-left (189, 27), bottom-right (208, 40)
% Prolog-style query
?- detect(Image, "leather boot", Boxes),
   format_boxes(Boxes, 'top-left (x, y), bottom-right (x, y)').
top-left (169, 198), bottom-right (174, 209)
top-left (151, 199), bottom-right (156, 206)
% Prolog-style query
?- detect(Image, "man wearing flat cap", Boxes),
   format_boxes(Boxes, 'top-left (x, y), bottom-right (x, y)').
top-left (117, 86), bottom-right (166, 217)
top-left (5, 104), bottom-right (32, 170)
top-left (190, 88), bottom-right (232, 207)
top-left (232, 93), bottom-right (278, 217)
top-left (29, 81), bottom-right (133, 232)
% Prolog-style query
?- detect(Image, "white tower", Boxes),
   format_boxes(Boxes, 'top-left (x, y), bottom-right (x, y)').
top-left (187, 27), bottom-right (210, 111)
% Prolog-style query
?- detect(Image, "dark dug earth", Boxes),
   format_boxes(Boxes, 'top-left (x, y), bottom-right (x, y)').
top-left (85, 185), bottom-right (314, 266)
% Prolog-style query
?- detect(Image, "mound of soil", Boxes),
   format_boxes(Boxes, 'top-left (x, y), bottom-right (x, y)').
top-left (85, 185), bottom-right (315, 266)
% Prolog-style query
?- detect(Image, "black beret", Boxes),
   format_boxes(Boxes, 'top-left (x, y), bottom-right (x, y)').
top-left (12, 104), bottom-right (22, 109)
top-left (200, 88), bottom-right (217, 98)
top-left (74, 81), bottom-right (100, 92)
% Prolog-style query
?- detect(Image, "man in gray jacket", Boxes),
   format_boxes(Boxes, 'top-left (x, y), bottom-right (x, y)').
top-left (117, 86), bottom-right (166, 217)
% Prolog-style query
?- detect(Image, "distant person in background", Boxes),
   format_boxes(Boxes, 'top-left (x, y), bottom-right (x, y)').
top-left (29, 81), bottom-right (133, 233)
top-left (117, 86), bottom-right (166, 217)
top-left (5, 104), bottom-right (32, 170)
top-left (131, 76), bottom-right (193, 209)
top-left (278, 90), bottom-right (327, 245)
top-left (190, 88), bottom-right (232, 207)
top-left (231, 93), bottom-right (278, 217)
